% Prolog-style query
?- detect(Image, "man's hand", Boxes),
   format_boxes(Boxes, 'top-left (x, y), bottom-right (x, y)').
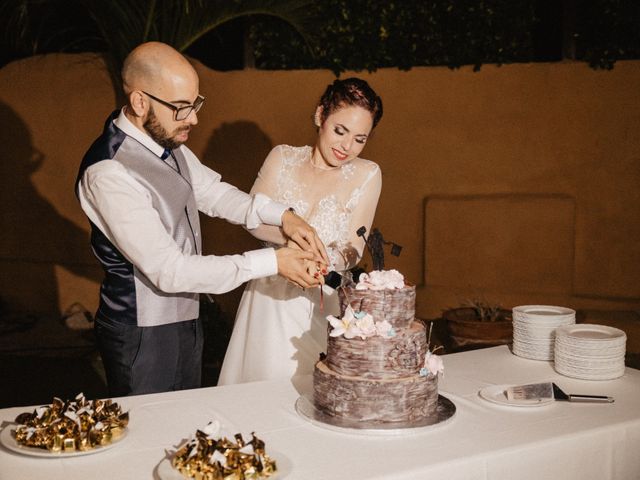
top-left (275, 247), bottom-right (325, 289)
top-left (281, 209), bottom-right (329, 266)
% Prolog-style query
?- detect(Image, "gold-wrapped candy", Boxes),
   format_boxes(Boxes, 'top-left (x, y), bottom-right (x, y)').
top-left (63, 437), bottom-right (76, 451)
top-left (12, 393), bottom-right (129, 453)
top-left (171, 428), bottom-right (277, 479)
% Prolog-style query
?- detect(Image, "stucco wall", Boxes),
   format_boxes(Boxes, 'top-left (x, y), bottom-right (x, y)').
top-left (1, 53), bottom-right (638, 320)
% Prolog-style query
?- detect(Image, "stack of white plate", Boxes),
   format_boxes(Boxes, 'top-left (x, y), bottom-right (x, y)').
top-left (554, 324), bottom-right (626, 380)
top-left (512, 305), bottom-right (576, 361)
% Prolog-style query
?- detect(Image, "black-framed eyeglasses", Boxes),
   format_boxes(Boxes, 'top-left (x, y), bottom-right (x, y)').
top-left (142, 91), bottom-right (205, 121)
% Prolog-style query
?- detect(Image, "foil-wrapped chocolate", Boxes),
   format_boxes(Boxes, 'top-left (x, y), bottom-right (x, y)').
top-left (172, 422), bottom-right (277, 479)
top-left (13, 392), bottom-right (129, 453)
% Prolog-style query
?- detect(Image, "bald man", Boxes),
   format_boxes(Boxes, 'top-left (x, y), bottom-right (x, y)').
top-left (76, 42), bottom-right (327, 396)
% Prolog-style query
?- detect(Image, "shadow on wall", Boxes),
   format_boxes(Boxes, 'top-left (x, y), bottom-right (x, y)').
top-left (197, 121), bottom-right (274, 383)
top-left (0, 101), bottom-right (101, 315)
top-left (198, 120), bottom-right (273, 336)
top-left (202, 120), bottom-right (274, 193)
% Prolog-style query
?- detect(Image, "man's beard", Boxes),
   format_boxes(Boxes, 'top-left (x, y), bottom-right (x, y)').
top-left (143, 106), bottom-right (189, 150)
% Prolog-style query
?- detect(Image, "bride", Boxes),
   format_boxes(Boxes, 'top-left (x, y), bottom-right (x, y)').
top-left (218, 78), bottom-right (383, 385)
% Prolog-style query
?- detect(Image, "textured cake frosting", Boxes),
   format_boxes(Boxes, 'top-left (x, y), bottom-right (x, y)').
top-left (313, 278), bottom-right (440, 423)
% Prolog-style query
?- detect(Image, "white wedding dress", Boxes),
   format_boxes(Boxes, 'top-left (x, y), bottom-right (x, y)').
top-left (218, 145), bottom-right (381, 385)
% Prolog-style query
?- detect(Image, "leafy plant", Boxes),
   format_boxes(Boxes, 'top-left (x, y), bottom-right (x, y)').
top-left (249, 0), bottom-right (640, 74)
top-left (575, 0), bottom-right (640, 69)
top-left (250, 0), bottom-right (537, 74)
top-left (1, 0), bottom-right (317, 91)
top-left (461, 298), bottom-right (510, 322)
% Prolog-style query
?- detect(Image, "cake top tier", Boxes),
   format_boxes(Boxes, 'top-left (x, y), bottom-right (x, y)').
top-left (338, 270), bottom-right (415, 331)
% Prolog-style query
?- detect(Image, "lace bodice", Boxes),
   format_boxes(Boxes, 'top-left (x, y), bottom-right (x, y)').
top-left (252, 145), bottom-right (382, 271)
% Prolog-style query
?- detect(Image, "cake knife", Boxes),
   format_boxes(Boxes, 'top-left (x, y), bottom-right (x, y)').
top-left (506, 382), bottom-right (614, 403)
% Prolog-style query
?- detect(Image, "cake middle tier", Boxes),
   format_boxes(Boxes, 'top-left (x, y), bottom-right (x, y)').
top-left (327, 320), bottom-right (427, 379)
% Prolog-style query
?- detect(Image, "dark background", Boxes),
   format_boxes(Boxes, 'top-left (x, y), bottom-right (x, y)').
top-left (2, 0), bottom-right (639, 72)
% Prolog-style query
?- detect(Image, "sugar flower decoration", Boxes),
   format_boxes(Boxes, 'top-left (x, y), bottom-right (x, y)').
top-left (356, 269), bottom-right (405, 290)
top-left (328, 307), bottom-right (400, 340)
top-left (374, 319), bottom-right (395, 337)
top-left (420, 350), bottom-right (444, 377)
top-left (328, 307), bottom-right (363, 339)
top-left (354, 312), bottom-right (376, 339)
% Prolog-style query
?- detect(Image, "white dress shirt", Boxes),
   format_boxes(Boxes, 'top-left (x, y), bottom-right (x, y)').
top-left (77, 109), bottom-right (286, 295)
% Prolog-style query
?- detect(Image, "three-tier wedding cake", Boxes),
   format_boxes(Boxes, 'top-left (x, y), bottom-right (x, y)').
top-left (313, 270), bottom-right (443, 423)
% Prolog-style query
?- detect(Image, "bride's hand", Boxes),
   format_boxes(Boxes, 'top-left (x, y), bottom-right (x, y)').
top-left (281, 209), bottom-right (329, 265)
top-left (292, 239), bottom-right (328, 279)
top-left (304, 258), bottom-right (326, 285)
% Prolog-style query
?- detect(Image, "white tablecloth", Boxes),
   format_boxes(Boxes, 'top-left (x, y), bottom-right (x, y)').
top-left (1, 346), bottom-right (639, 480)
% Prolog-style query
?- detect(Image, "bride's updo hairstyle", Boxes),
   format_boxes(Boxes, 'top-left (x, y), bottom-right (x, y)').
top-left (317, 78), bottom-right (383, 129)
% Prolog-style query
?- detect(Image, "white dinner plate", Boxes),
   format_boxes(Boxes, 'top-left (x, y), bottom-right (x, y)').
top-left (0, 424), bottom-right (128, 457)
top-left (555, 324), bottom-right (627, 343)
top-left (155, 450), bottom-right (290, 479)
top-left (513, 305), bottom-right (576, 319)
top-left (478, 384), bottom-right (555, 407)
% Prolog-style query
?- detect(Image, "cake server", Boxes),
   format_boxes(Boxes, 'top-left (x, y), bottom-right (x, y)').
top-left (551, 383), bottom-right (615, 403)
top-left (506, 382), bottom-right (614, 403)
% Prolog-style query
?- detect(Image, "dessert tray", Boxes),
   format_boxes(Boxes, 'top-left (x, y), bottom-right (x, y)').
top-left (295, 394), bottom-right (456, 436)
top-left (1, 394), bottom-right (129, 457)
top-left (155, 450), bottom-right (290, 480)
top-left (0, 424), bottom-right (128, 458)
top-left (155, 420), bottom-right (283, 480)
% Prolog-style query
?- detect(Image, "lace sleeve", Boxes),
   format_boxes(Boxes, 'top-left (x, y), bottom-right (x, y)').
top-left (330, 163), bottom-right (382, 272)
top-left (245, 146), bottom-right (287, 245)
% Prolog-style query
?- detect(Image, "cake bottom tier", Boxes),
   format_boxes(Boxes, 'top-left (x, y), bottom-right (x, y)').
top-left (313, 361), bottom-right (438, 423)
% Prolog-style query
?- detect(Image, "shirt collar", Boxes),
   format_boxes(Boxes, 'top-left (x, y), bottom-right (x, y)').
top-left (113, 107), bottom-right (166, 158)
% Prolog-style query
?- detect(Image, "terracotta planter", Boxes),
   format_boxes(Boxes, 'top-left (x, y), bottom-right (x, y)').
top-left (443, 307), bottom-right (513, 351)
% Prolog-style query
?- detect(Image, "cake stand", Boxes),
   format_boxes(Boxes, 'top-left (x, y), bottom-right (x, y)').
top-left (295, 394), bottom-right (456, 436)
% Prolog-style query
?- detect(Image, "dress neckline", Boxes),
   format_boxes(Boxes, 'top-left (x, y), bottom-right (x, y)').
top-left (308, 147), bottom-right (343, 171)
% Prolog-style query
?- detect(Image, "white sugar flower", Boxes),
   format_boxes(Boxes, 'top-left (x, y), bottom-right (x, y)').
top-left (343, 324), bottom-right (362, 339)
top-left (328, 307), bottom-right (370, 339)
top-left (355, 313), bottom-right (376, 339)
top-left (374, 320), bottom-right (394, 337)
top-left (423, 351), bottom-right (444, 376)
top-left (356, 269), bottom-right (405, 290)
top-left (328, 314), bottom-right (349, 337)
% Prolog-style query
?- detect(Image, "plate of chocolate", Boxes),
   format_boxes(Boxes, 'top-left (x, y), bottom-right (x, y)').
top-left (1, 393), bottom-right (129, 457)
top-left (155, 420), bottom-right (285, 479)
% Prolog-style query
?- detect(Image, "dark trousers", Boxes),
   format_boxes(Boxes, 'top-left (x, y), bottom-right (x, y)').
top-left (95, 317), bottom-right (204, 397)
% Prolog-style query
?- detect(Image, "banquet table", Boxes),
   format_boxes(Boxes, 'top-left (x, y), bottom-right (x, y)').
top-left (1, 345), bottom-right (639, 480)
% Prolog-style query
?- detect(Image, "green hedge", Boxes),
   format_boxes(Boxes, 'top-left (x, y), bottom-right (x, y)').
top-left (577, 0), bottom-right (640, 69)
top-left (249, 0), bottom-right (640, 73)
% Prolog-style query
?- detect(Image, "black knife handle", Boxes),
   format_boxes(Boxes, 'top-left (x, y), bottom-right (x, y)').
top-left (568, 394), bottom-right (615, 403)
top-left (324, 271), bottom-right (342, 289)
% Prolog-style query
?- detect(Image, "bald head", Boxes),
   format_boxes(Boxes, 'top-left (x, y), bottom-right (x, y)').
top-left (121, 42), bottom-right (198, 98)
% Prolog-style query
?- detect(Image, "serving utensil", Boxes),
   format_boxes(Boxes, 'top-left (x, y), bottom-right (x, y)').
top-left (506, 382), bottom-right (614, 403)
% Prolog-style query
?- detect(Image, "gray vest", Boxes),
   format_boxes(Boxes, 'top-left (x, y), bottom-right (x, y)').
top-left (114, 137), bottom-right (201, 326)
